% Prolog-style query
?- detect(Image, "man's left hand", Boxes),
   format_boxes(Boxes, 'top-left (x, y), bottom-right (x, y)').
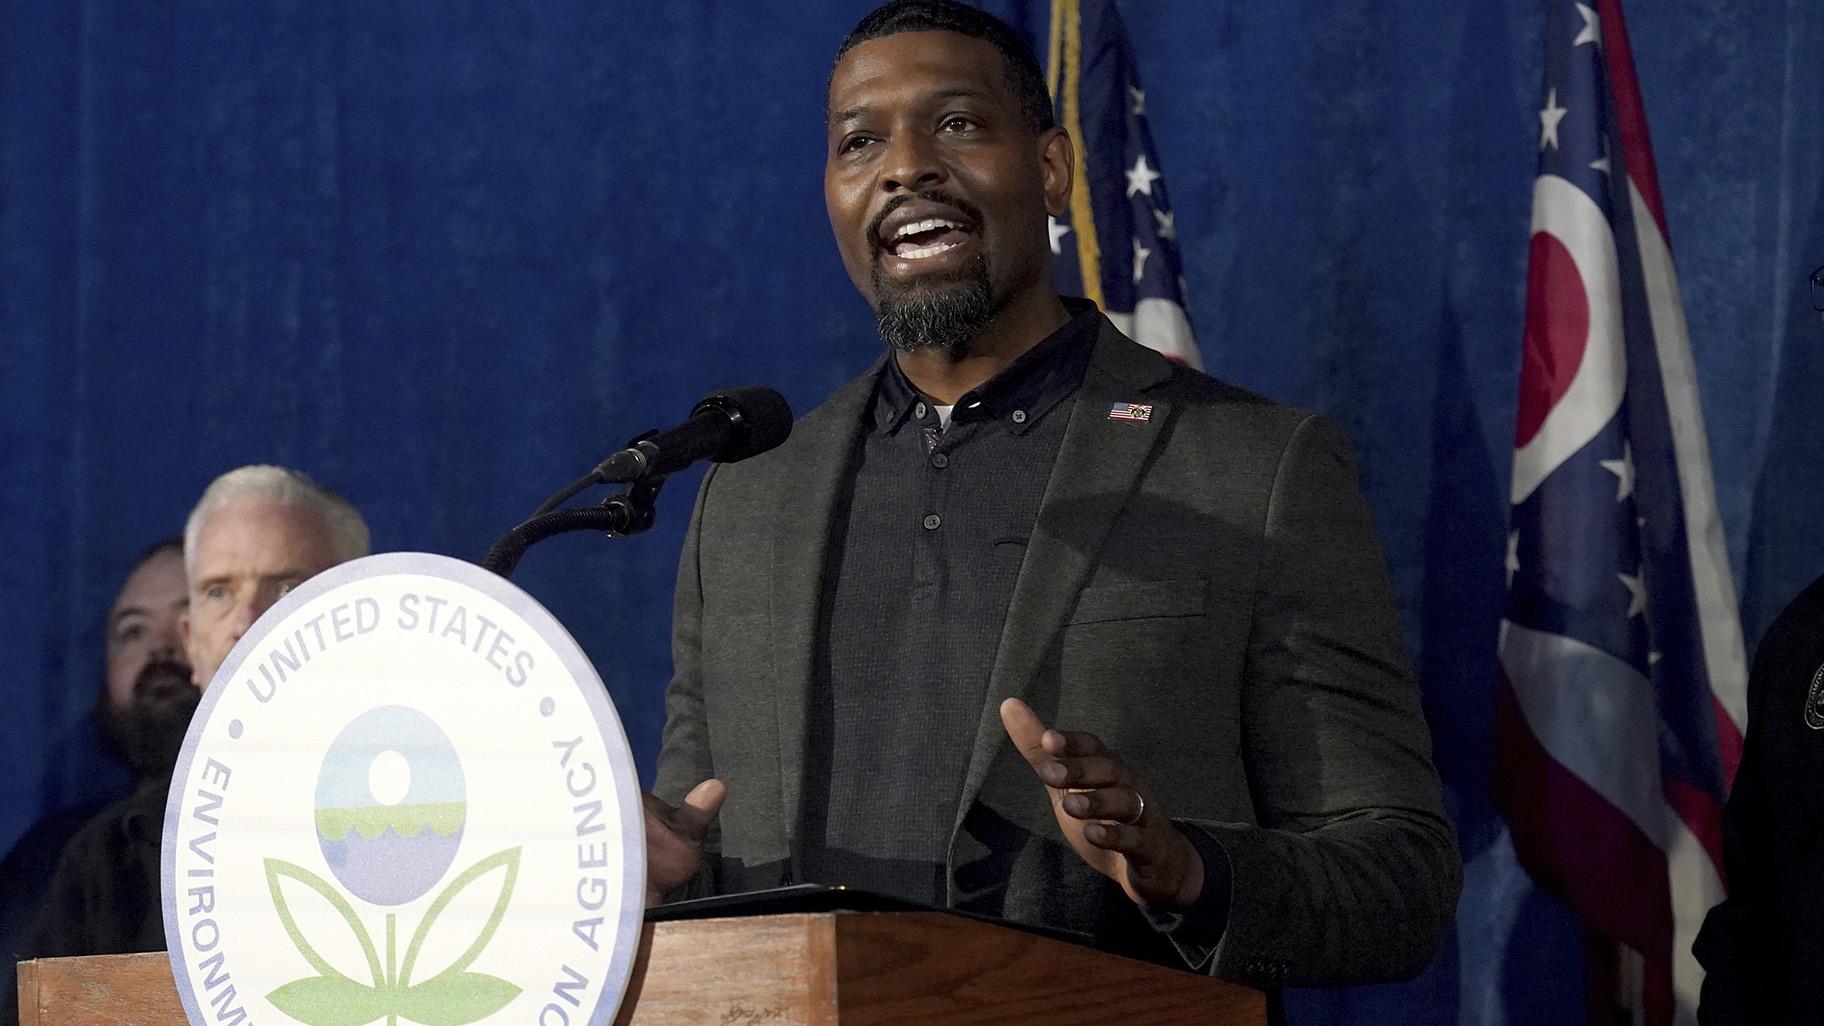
top-left (1000, 697), bottom-right (1205, 911)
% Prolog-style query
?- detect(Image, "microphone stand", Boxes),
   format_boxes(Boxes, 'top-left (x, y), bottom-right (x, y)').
top-left (482, 475), bottom-right (667, 579)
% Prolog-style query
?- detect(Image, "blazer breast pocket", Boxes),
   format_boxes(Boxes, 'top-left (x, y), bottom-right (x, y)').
top-left (1067, 578), bottom-right (1210, 625)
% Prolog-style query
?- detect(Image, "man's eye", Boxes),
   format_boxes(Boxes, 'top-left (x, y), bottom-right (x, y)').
top-left (839, 134), bottom-right (875, 154)
top-left (205, 585), bottom-right (229, 601)
top-left (940, 116), bottom-right (978, 133)
top-left (117, 625), bottom-right (144, 643)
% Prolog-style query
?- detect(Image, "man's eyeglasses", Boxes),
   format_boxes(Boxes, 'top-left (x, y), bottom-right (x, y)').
top-left (1811, 264), bottom-right (1824, 313)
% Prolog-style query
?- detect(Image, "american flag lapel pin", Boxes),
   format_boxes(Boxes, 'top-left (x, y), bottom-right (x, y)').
top-left (1107, 402), bottom-right (1153, 422)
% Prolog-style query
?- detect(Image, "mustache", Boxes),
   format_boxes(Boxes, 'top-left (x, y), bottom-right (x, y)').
top-left (134, 658), bottom-right (194, 698)
top-left (867, 190), bottom-right (985, 257)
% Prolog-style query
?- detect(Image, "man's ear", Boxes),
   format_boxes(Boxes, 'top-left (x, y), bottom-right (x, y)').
top-left (1039, 127), bottom-right (1075, 218)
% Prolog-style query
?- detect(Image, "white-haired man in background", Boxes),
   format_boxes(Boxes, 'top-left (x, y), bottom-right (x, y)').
top-left (10, 466), bottom-right (366, 991)
top-left (180, 464), bottom-right (370, 687)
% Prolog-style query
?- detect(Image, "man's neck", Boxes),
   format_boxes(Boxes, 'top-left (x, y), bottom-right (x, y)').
top-left (893, 289), bottom-right (1072, 405)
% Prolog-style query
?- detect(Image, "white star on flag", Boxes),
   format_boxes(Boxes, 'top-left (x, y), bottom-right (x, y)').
top-left (1573, 3), bottom-right (1602, 47)
top-left (1618, 571), bottom-right (1646, 618)
top-left (1600, 441), bottom-right (1636, 502)
top-left (1044, 0), bottom-right (1205, 371)
top-left (1125, 153), bottom-right (1162, 198)
top-left (1588, 133), bottom-right (1612, 176)
top-left (1047, 216), bottom-right (1071, 255)
top-left (1539, 88), bottom-right (1568, 151)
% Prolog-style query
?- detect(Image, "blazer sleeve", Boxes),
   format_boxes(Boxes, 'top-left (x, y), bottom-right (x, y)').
top-left (1185, 414), bottom-right (1461, 987)
top-left (652, 468), bottom-right (721, 899)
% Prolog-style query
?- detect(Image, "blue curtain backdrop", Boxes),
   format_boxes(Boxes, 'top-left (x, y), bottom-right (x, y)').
top-left (3, 2), bottom-right (1820, 1023)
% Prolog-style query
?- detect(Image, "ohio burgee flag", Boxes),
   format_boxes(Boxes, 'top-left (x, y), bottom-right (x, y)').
top-left (1492, 1), bottom-right (1747, 1022)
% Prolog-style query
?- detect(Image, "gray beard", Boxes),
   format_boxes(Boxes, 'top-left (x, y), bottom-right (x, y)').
top-left (872, 255), bottom-right (996, 355)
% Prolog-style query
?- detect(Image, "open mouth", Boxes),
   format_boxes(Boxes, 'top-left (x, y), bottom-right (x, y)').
top-left (883, 217), bottom-right (976, 262)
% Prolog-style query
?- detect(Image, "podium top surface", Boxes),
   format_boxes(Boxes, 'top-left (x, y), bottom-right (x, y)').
top-left (19, 910), bottom-right (1266, 1026)
top-left (650, 883), bottom-right (1095, 944)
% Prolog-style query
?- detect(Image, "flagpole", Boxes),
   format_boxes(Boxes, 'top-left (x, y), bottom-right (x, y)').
top-left (1049, 0), bottom-right (1104, 309)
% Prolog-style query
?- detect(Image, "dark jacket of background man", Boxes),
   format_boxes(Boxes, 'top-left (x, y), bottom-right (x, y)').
top-left (1693, 574), bottom-right (1824, 1023)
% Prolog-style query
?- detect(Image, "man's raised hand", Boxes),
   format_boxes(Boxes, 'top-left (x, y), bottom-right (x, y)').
top-left (642, 778), bottom-right (726, 908)
top-left (999, 698), bottom-right (1204, 911)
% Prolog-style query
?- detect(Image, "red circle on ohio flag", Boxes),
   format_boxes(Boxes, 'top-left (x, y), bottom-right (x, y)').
top-left (1515, 230), bottom-right (1590, 447)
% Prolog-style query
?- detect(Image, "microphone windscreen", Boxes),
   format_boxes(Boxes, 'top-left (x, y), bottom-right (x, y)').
top-left (695, 386), bottom-right (794, 463)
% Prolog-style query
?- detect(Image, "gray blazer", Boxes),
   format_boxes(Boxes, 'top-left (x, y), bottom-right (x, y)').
top-left (655, 316), bottom-right (1460, 987)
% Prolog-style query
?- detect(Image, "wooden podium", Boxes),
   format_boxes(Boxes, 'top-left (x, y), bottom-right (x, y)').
top-left (17, 911), bottom-right (1265, 1025)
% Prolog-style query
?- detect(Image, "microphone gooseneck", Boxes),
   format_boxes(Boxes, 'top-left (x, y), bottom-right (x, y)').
top-left (486, 387), bottom-right (794, 578)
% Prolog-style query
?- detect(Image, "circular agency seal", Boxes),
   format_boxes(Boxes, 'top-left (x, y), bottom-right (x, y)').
top-left (162, 553), bottom-right (646, 1026)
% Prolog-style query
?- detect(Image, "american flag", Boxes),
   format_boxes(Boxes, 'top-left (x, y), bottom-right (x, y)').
top-left (1106, 402), bottom-right (1152, 422)
top-left (1041, 0), bottom-right (1203, 369)
top-left (1493, 1), bottom-right (1747, 1022)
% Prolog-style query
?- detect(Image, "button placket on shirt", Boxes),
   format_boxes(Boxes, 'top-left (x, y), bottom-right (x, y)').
top-left (912, 402), bottom-right (951, 590)
top-left (922, 421), bottom-right (950, 534)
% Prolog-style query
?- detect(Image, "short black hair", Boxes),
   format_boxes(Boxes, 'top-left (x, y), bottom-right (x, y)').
top-left (130, 535), bottom-right (183, 574)
top-left (832, 0), bottom-right (1057, 135)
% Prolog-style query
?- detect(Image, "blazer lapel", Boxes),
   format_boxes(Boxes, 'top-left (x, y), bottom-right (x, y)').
top-left (769, 365), bottom-right (877, 855)
top-left (952, 321), bottom-right (1177, 835)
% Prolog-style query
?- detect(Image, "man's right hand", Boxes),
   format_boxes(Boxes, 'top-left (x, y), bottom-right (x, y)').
top-left (642, 778), bottom-right (727, 907)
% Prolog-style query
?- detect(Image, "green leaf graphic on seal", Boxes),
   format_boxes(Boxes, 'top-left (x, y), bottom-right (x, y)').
top-left (391, 973), bottom-right (520, 1026)
top-left (267, 976), bottom-right (394, 1026)
top-left (266, 858), bottom-right (386, 987)
top-left (264, 850), bottom-right (522, 1025)
top-left (399, 847), bottom-right (522, 990)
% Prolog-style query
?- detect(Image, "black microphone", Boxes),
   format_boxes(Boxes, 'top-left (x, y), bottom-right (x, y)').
top-left (592, 386), bottom-right (793, 484)
top-left (487, 387), bottom-right (795, 577)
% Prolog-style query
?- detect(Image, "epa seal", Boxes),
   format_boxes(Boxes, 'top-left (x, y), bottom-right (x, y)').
top-left (162, 553), bottom-right (645, 1026)
top-left (1805, 663), bottom-right (1824, 731)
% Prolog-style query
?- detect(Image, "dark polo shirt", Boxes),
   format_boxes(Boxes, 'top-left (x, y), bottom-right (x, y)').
top-left (795, 303), bottom-right (1235, 959)
top-left (800, 306), bottom-right (1097, 905)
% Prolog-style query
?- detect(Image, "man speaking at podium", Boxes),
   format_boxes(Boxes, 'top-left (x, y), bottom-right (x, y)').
top-left (645, 0), bottom-right (1459, 988)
